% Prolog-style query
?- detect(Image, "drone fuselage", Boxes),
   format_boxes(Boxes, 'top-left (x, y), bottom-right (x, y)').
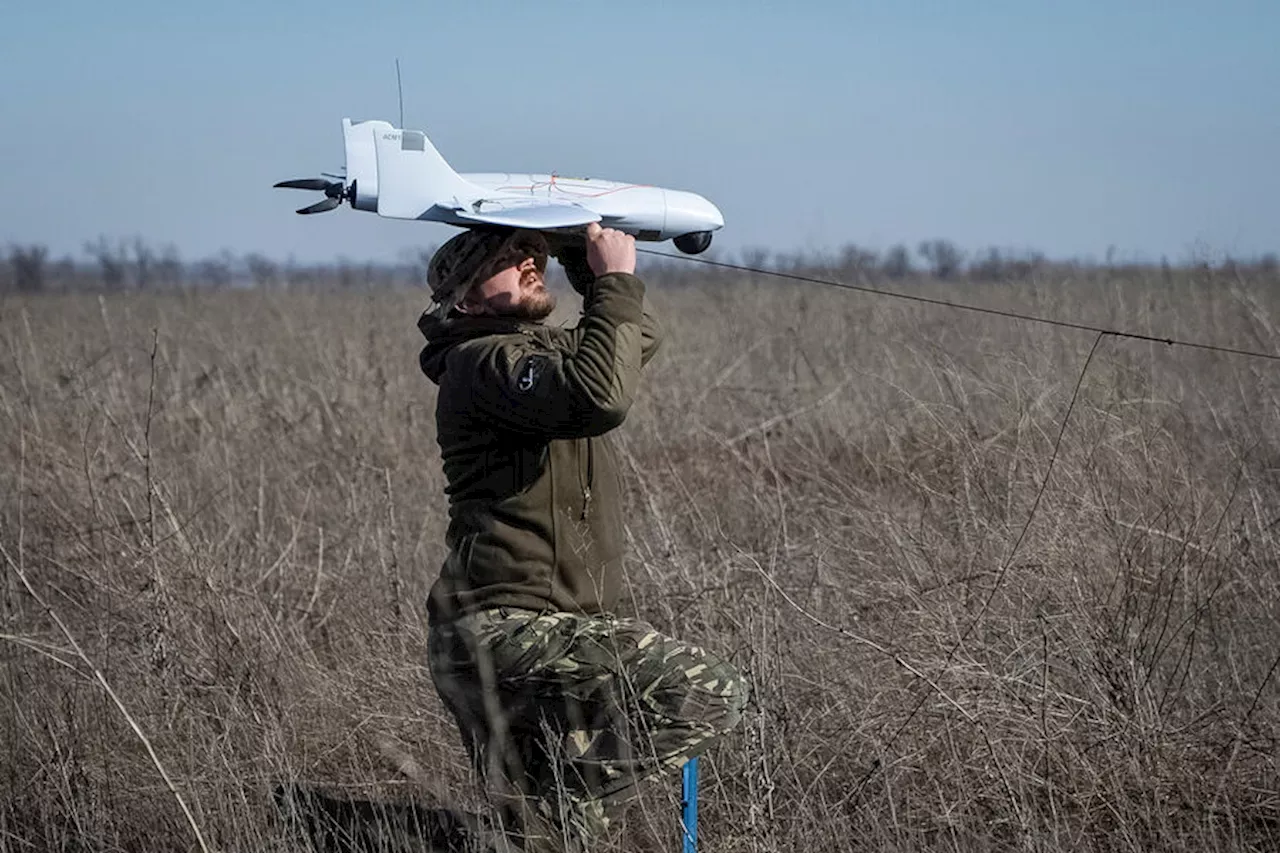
top-left (454, 173), bottom-right (723, 242)
top-left (277, 119), bottom-right (724, 254)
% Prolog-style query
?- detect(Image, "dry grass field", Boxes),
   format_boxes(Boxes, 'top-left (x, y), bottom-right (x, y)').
top-left (2, 262), bottom-right (1278, 852)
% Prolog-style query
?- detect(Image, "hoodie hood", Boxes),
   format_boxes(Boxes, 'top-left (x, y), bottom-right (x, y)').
top-left (417, 310), bottom-right (530, 385)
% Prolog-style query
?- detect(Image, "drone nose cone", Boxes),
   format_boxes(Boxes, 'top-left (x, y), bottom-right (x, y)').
top-left (664, 190), bottom-right (724, 237)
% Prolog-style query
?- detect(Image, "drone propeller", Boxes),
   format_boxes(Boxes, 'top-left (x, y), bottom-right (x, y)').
top-left (295, 197), bottom-right (343, 215)
top-left (273, 177), bottom-right (355, 215)
top-left (274, 178), bottom-right (335, 192)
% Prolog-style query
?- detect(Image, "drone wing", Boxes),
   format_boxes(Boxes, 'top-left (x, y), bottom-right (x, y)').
top-left (454, 203), bottom-right (601, 230)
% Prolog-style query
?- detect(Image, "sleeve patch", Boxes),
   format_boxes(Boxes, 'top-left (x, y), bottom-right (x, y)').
top-left (514, 355), bottom-right (547, 393)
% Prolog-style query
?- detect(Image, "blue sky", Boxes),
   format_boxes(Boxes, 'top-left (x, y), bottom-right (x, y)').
top-left (2, 1), bottom-right (1276, 264)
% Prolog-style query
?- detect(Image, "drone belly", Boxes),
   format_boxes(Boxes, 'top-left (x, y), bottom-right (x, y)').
top-left (567, 184), bottom-right (660, 235)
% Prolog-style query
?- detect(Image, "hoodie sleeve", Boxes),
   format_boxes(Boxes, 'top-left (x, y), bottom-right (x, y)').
top-left (554, 244), bottom-right (662, 367)
top-left (458, 272), bottom-right (648, 438)
top-left (639, 302), bottom-right (663, 367)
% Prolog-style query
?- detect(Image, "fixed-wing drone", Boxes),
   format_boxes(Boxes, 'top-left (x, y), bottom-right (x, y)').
top-left (275, 119), bottom-right (724, 254)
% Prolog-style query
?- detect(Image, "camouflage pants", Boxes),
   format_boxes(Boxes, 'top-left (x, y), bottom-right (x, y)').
top-left (427, 608), bottom-right (747, 853)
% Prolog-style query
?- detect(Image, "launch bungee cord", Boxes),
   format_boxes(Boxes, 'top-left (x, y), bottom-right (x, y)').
top-left (637, 248), bottom-right (1280, 363)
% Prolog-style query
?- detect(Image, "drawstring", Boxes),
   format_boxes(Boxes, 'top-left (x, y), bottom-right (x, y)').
top-left (581, 438), bottom-right (594, 520)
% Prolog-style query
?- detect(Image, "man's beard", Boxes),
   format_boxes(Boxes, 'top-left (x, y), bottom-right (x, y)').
top-left (491, 276), bottom-right (555, 322)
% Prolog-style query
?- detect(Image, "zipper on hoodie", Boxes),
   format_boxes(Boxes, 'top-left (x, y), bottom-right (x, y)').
top-left (581, 437), bottom-right (594, 520)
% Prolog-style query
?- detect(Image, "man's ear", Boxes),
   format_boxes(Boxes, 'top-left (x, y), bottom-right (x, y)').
top-left (455, 287), bottom-right (483, 315)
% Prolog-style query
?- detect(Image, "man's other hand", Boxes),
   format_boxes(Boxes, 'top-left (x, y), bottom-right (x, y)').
top-left (585, 222), bottom-right (636, 277)
top-left (551, 241), bottom-right (595, 295)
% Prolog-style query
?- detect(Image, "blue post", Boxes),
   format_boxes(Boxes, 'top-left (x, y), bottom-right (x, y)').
top-left (681, 757), bottom-right (699, 853)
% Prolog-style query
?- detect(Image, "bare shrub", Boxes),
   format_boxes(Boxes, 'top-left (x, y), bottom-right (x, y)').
top-left (918, 239), bottom-right (966, 279)
top-left (7, 244), bottom-right (49, 294)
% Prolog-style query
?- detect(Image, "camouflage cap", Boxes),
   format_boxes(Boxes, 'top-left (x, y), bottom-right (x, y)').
top-left (425, 228), bottom-right (548, 320)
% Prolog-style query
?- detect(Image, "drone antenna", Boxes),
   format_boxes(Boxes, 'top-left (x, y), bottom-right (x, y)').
top-left (395, 58), bottom-right (405, 128)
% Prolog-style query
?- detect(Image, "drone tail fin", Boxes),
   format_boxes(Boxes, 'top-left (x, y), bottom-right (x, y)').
top-left (372, 125), bottom-right (481, 221)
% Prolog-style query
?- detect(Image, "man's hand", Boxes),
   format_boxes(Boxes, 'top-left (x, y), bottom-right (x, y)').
top-left (585, 222), bottom-right (636, 277)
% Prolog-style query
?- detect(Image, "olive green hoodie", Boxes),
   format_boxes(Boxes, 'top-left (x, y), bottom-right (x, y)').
top-left (417, 272), bottom-right (661, 623)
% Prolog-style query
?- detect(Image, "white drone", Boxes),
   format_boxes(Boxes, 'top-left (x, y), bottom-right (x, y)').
top-left (276, 118), bottom-right (725, 254)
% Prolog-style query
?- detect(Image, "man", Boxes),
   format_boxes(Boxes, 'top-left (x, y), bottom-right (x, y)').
top-left (417, 223), bottom-right (747, 852)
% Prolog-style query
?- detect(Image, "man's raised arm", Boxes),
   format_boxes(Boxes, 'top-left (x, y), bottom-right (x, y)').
top-left (460, 225), bottom-right (651, 438)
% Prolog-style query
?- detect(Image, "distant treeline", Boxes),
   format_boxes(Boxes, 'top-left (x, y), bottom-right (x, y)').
top-left (3, 236), bottom-right (1277, 294)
